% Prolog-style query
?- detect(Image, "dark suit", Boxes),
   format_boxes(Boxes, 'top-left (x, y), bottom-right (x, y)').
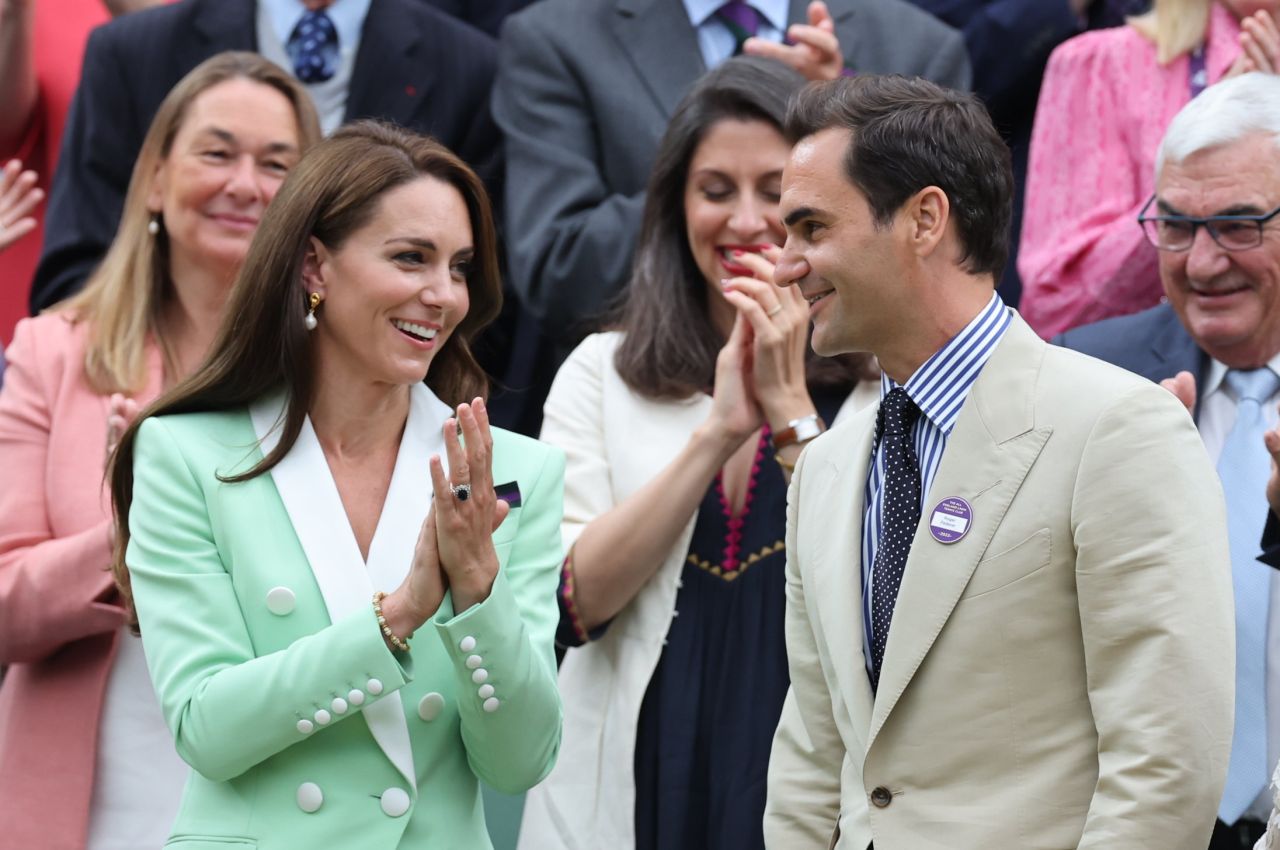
top-left (493, 0), bottom-right (971, 336)
top-left (1056, 302), bottom-right (1274, 849)
top-left (31, 0), bottom-right (500, 312)
top-left (423, 0), bottom-right (536, 37)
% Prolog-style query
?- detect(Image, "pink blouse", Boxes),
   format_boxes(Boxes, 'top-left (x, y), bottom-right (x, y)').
top-left (1018, 6), bottom-right (1240, 339)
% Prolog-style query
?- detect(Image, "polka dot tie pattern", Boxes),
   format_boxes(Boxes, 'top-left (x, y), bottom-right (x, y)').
top-left (287, 10), bottom-right (339, 84)
top-left (869, 386), bottom-right (922, 690)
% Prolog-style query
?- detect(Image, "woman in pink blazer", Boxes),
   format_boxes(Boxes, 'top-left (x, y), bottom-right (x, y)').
top-left (1018, 0), bottom-right (1272, 339)
top-left (0, 53), bottom-right (319, 850)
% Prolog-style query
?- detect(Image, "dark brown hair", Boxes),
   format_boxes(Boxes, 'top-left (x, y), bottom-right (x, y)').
top-left (785, 74), bottom-right (1014, 280)
top-left (613, 56), bottom-right (868, 399)
top-left (109, 121), bottom-right (502, 620)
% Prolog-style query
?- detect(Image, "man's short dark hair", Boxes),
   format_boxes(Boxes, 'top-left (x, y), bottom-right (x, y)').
top-left (785, 75), bottom-right (1013, 280)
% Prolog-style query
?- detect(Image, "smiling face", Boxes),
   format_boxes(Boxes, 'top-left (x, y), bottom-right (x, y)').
top-left (148, 77), bottom-right (302, 282)
top-left (683, 118), bottom-right (789, 291)
top-left (776, 128), bottom-right (914, 358)
top-left (306, 176), bottom-right (473, 388)
top-left (1157, 132), bottom-right (1280, 367)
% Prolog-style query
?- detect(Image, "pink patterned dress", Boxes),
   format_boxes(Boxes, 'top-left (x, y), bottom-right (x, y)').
top-left (1019, 6), bottom-right (1241, 339)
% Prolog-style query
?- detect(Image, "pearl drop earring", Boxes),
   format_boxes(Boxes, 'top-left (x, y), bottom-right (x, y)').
top-left (147, 215), bottom-right (160, 236)
top-left (305, 292), bottom-right (323, 331)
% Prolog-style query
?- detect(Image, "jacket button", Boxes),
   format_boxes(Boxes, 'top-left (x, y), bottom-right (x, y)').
top-left (870, 786), bottom-right (893, 808)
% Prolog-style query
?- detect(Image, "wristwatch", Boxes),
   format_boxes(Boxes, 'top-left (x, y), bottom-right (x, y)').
top-left (772, 414), bottom-right (825, 451)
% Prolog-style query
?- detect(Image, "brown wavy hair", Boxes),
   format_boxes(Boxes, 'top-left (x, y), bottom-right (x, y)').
top-left (109, 121), bottom-right (503, 624)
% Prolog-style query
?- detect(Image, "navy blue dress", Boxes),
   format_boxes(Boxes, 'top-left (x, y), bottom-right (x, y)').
top-left (556, 396), bottom-right (843, 850)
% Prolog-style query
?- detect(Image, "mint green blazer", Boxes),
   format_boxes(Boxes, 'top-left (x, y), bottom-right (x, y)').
top-left (126, 385), bottom-right (564, 850)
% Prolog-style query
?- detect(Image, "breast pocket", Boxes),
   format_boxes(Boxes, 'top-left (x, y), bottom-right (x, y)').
top-left (960, 528), bottom-right (1052, 600)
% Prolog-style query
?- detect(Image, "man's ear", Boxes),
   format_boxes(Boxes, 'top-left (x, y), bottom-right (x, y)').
top-left (300, 236), bottom-right (329, 299)
top-left (904, 185), bottom-right (950, 259)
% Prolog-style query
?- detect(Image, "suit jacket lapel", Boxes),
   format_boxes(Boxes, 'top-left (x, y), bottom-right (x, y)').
top-left (191, 0), bottom-right (257, 52)
top-left (808, 405), bottom-right (879, 752)
top-left (612, 0), bottom-right (706, 119)
top-left (867, 318), bottom-right (1053, 749)
top-left (346, 0), bottom-right (431, 126)
top-left (248, 391), bottom-right (419, 792)
top-left (1147, 306), bottom-right (1210, 419)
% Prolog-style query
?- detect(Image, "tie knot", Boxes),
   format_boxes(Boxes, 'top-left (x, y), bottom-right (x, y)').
top-left (715, 1), bottom-right (761, 39)
top-left (1225, 367), bottom-right (1280, 404)
top-left (877, 387), bottom-right (921, 440)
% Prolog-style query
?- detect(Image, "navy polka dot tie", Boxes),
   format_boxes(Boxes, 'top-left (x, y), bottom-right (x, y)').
top-left (287, 9), bottom-right (339, 84)
top-left (870, 387), bottom-right (922, 689)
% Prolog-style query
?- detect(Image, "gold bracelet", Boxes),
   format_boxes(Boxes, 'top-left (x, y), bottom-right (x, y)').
top-left (774, 452), bottom-right (797, 472)
top-left (372, 591), bottom-right (411, 652)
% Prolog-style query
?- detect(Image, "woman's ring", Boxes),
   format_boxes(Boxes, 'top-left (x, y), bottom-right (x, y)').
top-left (451, 483), bottom-right (472, 502)
top-left (767, 304), bottom-right (783, 317)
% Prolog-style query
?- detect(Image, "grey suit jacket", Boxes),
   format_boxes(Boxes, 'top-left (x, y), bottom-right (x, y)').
top-left (492, 0), bottom-right (971, 334)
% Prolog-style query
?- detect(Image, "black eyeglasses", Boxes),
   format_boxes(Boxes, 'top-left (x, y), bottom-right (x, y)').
top-left (1138, 195), bottom-right (1280, 252)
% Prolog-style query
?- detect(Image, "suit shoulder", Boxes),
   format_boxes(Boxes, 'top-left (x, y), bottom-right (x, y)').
top-left (1045, 22), bottom-right (1155, 74)
top-left (500, 0), bottom-right (608, 44)
top-left (491, 428), bottom-right (565, 476)
top-left (1052, 304), bottom-right (1178, 368)
top-left (1040, 340), bottom-right (1178, 416)
top-left (86, 0), bottom-right (192, 50)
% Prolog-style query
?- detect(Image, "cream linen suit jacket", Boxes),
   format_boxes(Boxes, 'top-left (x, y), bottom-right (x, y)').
top-left (765, 316), bottom-right (1236, 850)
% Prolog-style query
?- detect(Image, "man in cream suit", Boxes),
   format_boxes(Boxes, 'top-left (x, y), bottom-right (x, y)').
top-left (765, 74), bottom-right (1236, 850)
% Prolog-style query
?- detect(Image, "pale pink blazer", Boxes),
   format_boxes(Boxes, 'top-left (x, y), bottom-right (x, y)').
top-left (0, 312), bottom-right (162, 849)
top-left (1019, 8), bottom-right (1240, 339)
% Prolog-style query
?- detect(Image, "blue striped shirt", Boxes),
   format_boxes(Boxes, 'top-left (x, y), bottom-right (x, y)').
top-left (860, 293), bottom-right (1012, 671)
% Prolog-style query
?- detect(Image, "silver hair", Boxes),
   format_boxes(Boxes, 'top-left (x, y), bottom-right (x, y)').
top-left (1157, 72), bottom-right (1280, 177)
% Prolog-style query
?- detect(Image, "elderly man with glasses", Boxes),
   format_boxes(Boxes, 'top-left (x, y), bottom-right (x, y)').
top-left (1057, 71), bottom-right (1280, 850)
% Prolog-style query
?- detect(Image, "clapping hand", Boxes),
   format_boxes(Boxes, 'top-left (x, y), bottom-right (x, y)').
top-left (0, 160), bottom-right (41, 253)
top-left (1227, 10), bottom-right (1280, 77)
top-left (429, 399), bottom-right (509, 614)
top-left (744, 1), bottom-right (845, 81)
top-left (720, 246), bottom-right (815, 431)
top-left (1159, 371), bottom-right (1197, 415)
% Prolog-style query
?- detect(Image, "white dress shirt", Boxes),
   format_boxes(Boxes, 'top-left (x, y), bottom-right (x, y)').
top-left (1199, 354), bottom-right (1280, 821)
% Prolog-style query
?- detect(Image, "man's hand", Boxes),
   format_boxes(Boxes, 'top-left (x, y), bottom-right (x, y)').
top-left (1159, 370), bottom-right (1197, 415)
top-left (743, 1), bottom-right (844, 82)
top-left (1265, 408), bottom-right (1280, 521)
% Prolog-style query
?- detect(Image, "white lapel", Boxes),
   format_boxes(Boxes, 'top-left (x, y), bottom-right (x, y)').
top-left (249, 385), bottom-right (452, 793)
top-left (365, 384), bottom-right (451, 593)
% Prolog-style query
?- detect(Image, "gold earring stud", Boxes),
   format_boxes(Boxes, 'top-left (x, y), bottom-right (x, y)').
top-left (305, 292), bottom-right (323, 331)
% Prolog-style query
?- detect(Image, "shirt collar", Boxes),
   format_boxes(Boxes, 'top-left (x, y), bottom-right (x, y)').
top-left (1204, 350), bottom-right (1280, 401)
top-left (262, 0), bottom-right (372, 53)
top-left (881, 292), bottom-right (1013, 436)
top-left (682, 0), bottom-right (789, 32)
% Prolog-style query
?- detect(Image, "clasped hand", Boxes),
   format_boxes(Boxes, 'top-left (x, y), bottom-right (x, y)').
top-left (708, 246), bottom-right (815, 447)
top-left (387, 399), bottom-right (509, 640)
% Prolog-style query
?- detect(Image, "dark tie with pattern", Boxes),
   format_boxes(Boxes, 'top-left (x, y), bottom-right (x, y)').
top-left (715, 1), bottom-right (761, 55)
top-left (287, 9), bottom-right (339, 84)
top-left (869, 387), bottom-right (923, 689)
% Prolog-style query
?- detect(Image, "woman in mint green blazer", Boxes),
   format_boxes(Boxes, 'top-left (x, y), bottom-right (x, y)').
top-left (107, 122), bottom-right (564, 850)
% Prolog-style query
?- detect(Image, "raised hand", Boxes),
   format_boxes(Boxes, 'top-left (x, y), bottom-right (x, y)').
top-left (430, 398), bottom-right (509, 613)
top-left (743, 1), bottom-right (844, 82)
top-left (0, 159), bottom-right (41, 253)
top-left (106, 393), bottom-right (140, 461)
top-left (720, 246), bottom-right (817, 433)
top-left (1158, 370), bottom-right (1197, 415)
top-left (1266, 407), bottom-right (1280, 522)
